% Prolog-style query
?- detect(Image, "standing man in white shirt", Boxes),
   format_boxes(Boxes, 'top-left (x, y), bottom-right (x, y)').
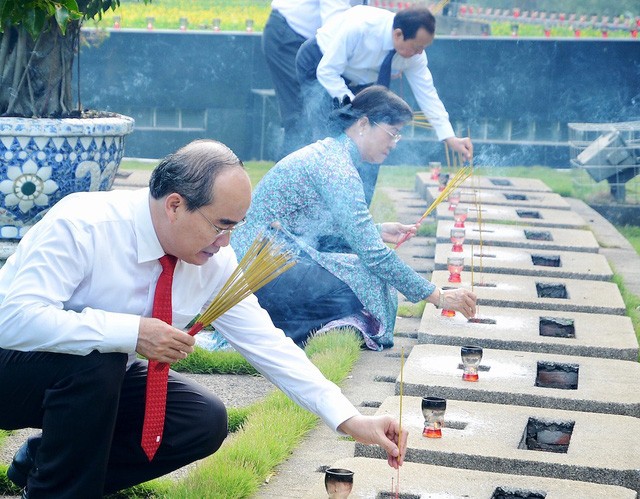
top-left (296, 6), bottom-right (473, 205)
top-left (263, 0), bottom-right (351, 158)
top-left (0, 139), bottom-right (407, 498)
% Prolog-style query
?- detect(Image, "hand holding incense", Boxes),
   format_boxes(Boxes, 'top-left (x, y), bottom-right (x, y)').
top-left (187, 232), bottom-right (296, 336)
top-left (395, 166), bottom-right (472, 249)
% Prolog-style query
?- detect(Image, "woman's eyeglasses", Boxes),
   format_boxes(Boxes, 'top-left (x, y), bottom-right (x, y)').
top-left (372, 121), bottom-right (402, 143)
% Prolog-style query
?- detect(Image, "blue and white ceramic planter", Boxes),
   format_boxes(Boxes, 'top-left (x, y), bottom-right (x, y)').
top-left (0, 114), bottom-right (134, 239)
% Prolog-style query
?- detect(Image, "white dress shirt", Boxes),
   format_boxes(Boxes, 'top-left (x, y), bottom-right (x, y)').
top-left (271, 0), bottom-right (350, 39)
top-left (0, 188), bottom-right (359, 431)
top-left (315, 5), bottom-right (455, 140)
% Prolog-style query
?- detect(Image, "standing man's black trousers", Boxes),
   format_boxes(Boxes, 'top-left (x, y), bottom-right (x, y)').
top-left (0, 349), bottom-right (227, 498)
top-left (262, 9), bottom-right (310, 158)
top-left (296, 38), bottom-right (381, 207)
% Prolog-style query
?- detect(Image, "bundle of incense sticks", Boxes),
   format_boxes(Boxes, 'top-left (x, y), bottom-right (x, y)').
top-left (395, 166), bottom-right (472, 249)
top-left (187, 232), bottom-right (296, 336)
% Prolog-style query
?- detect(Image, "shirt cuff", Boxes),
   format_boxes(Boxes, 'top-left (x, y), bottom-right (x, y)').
top-left (100, 312), bottom-right (141, 354)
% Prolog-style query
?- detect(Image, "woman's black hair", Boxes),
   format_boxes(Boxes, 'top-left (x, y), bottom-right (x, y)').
top-left (328, 85), bottom-right (413, 134)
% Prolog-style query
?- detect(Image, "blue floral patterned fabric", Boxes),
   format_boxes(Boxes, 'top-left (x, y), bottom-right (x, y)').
top-left (231, 134), bottom-right (436, 349)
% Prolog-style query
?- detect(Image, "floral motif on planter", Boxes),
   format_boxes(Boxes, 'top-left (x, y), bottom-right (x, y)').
top-left (0, 114), bottom-right (134, 239)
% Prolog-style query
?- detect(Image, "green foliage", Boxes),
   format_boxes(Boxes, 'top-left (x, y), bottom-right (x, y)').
top-left (0, 0), bottom-right (137, 37)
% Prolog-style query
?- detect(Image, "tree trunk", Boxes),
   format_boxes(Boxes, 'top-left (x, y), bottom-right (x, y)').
top-left (0, 19), bottom-right (80, 118)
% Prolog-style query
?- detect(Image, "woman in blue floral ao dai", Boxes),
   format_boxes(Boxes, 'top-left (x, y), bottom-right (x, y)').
top-left (228, 86), bottom-right (476, 350)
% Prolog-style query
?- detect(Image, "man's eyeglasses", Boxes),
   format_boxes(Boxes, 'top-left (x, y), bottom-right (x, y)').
top-left (373, 121), bottom-right (402, 143)
top-left (196, 208), bottom-right (246, 238)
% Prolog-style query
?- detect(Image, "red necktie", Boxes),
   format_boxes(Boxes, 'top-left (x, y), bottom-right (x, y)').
top-left (141, 254), bottom-right (177, 461)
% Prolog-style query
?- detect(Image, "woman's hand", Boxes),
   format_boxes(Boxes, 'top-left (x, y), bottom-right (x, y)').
top-left (381, 222), bottom-right (419, 244)
top-left (431, 287), bottom-right (477, 319)
top-left (337, 414), bottom-right (408, 469)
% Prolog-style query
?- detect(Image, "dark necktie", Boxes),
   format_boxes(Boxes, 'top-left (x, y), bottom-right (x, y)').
top-left (376, 49), bottom-right (396, 88)
top-left (141, 254), bottom-right (177, 461)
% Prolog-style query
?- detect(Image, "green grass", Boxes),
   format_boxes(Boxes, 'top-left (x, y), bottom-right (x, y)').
top-left (617, 225), bottom-right (640, 255)
top-left (172, 347), bottom-right (258, 375)
top-left (611, 272), bottom-right (640, 357)
top-left (397, 301), bottom-right (427, 318)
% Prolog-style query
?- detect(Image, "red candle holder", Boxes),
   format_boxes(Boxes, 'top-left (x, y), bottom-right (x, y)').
top-left (212, 18), bottom-right (221, 31)
top-left (422, 397), bottom-right (446, 438)
top-left (461, 345), bottom-right (483, 382)
top-left (429, 161), bottom-right (441, 180)
top-left (448, 189), bottom-right (461, 210)
top-left (450, 227), bottom-right (465, 252)
top-left (453, 205), bottom-right (468, 228)
top-left (447, 256), bottom-right (464, 283)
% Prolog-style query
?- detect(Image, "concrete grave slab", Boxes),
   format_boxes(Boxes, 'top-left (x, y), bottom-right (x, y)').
top-left (356, 397), bottom-right (640, 494)
top-left (433, 244), bottom-right (613, 281)
top-left (397, 344), bottom-right (640, 417)
top-left (418, 304), bottom-right (639, 361)
top-left (302, 456), bottom-right (637, 498)
top-left (431, 270), bottom-right (626, 315)
top-left (424, 185), bottom-right (571, 210)
top-left (416, 172), bottom-right (553, 199)
top-left (436, 204), bottom-right (588, 229)
top-left (436, 220), bottom-right (601, 253)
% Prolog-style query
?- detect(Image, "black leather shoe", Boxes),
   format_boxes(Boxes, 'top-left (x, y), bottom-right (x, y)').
top-left (7, 438), bottom-right (39, 489)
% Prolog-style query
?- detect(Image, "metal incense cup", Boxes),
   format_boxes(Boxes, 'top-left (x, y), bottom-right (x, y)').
top-left (324, 468), bottom-right (354, 499)
top-left (461, 345), bottom-right (483, 382)
top-left (422, 396), bottom-right (446, 438)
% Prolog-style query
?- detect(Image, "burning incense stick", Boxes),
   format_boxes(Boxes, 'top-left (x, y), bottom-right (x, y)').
top-left (187, 232), bottom-right (296, 336)
top-left (396, 346), bottom-right (405, 499)
top-left (395, 166), bottom-right (472, 249)
top-left (471, 242), bottom-right (475, 293)
top-left (444, 142), bottom-right (451, 169)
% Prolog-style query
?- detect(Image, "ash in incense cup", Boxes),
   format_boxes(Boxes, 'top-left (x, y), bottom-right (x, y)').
top-left (453, 205), bottom-right (468, 228)
top-left (450, 227), bottom-right (465, 252)
top-left (422, 396), bottom-right (446, 438)
top-left (324, 468), bottom-right (354, 498)
top-left (461, 345), bottom-right (483, 382)
top-left (447, 256), bottom-right (464, 283)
